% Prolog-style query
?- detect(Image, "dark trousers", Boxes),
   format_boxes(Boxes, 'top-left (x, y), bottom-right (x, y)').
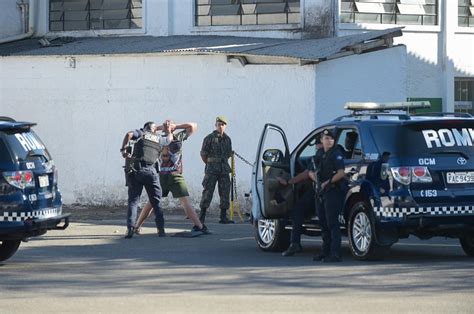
top-left (317, 188), bottom-right (343, 257)
top-left (290, 189), bottom-right (315, 244)
top-left (127, 166), bottom-right (164, 229)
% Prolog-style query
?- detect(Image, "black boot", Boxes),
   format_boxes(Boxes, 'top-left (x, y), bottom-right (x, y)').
top-left (282, 243), bottom-right (303, 256)
top-left (124, 227), bottom-right (134, 239)
top-left (199, 208), bottom-right (207, 223)
top-left (219, 210), bottom-right (234, 224)
top-left (157, 227), bottom-right (166, 237)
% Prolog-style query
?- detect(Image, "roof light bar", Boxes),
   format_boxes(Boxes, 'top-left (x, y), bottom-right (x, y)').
top-left (344, 101), bottom-right (431, 112)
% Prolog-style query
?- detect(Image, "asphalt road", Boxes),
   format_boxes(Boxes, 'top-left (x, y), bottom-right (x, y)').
top-left (1, 217), bottom-right (473, 313)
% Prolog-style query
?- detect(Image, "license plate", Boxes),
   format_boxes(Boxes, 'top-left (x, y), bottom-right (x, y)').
top-left (446, 172), bottom-right (474, 184)
top-left (38, 175), bottom-right (49, 188)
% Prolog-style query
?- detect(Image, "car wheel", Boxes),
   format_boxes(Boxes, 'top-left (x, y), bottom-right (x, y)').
top-left (0, 240), bottom-right (21, 262)
top-left (348, 202), bottom-right (390, 260)
top-left (459, 235), bottom-right (474, 257)
top-left (255, 218), bottom-right (290, 252)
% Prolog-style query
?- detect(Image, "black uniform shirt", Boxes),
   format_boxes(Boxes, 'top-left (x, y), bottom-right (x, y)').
top-left (318, 146), bottom-right (345, 182)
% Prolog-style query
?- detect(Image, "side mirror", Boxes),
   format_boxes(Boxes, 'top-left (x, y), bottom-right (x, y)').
top-left (262, 149), bottom-right (284, 163)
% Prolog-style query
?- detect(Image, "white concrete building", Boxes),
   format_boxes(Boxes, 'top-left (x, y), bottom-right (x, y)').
top-left (0, 1), bottom-right (409, 207)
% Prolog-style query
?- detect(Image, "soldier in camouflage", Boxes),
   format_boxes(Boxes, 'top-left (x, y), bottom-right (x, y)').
top-left (199, 116), bottom-right (234, 224)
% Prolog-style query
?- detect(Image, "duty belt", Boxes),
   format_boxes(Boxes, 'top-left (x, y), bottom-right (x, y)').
top-left (134, 160), bottom-right (155, 168)
top-left (207, 157), bottom-right (227, 163)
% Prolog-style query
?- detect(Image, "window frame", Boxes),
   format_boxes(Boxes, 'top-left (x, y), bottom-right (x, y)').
top-left (339, 0), bottom-right (439, 28)
top-left (193, 0), bottom-right (302, 28)
top-left (48, 0), bottom-right (145, 34)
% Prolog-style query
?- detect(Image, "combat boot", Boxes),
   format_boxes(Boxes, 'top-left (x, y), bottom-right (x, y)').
top-left (157, 227), bottom-right (166, 237)
top-left (199, 208), bottom-right (207, 223)
top-left (219, 210), bottom-right (235, 224)
top-left (282, 243), bottom-right (303, 256)
top-left (124, 227), bottom-right (134, 239)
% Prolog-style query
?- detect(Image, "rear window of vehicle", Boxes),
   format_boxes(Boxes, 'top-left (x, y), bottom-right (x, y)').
top-left (371, 120), bottom-right (474, 157)
top-left (1, 130), bottom-right (51, 161)
top-left (0, 136), bottom-right (12, 164)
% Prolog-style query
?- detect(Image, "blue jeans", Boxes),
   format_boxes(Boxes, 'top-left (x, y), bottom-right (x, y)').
top-left (127, 166), bottom-right (164, 229)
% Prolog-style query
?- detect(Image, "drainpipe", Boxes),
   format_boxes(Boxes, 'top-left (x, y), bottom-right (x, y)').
top-left (0, 0), bottom-right (36, 44)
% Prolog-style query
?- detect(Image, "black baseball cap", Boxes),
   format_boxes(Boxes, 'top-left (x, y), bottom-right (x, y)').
top-left (322, 128), bottom-right (335, 139)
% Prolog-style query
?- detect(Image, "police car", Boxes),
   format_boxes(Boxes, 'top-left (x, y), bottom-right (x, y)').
top-left (0, 117), bottom-right (69, 262)
top-left (251, 102), bottom-right (474, 260)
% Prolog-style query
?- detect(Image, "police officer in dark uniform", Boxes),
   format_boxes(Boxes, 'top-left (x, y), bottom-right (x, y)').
top-left (313, 129), bottom-right (346, 262)
top-left (120, 121), bottom-right (172, 239)
top-left (279, 138), bottom-right (323, 257)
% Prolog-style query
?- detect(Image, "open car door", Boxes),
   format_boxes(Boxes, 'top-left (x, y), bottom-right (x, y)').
top-left (252, 123), bottom-right (293, 221)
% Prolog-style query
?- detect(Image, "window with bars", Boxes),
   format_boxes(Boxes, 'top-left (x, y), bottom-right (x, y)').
top-left (195, 0), bottom-right (300, 26)
top-left (459, 0), bottom-right (474, 27)
top-left (49, 0), bottom-right (142, 31)
top-left (455, 78), bottom-right (474, 114)
top-left (340, 0), bottom-right (438, 26)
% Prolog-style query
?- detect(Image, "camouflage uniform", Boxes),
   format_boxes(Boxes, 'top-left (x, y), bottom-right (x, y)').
top-left (199, 130), bottom-right (233, 222)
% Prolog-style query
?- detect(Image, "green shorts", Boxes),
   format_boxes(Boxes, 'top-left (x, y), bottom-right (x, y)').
top-left (159, 173), bottom-right (189, 198)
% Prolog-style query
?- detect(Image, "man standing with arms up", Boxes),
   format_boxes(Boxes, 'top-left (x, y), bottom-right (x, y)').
top-left (120, 121), bottom-right (173, 239)
top-left (199, 116), bottom-right (234, 224)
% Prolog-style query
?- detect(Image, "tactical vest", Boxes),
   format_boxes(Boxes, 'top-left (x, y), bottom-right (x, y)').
top-left (133, 131), bottom-right (161, 165)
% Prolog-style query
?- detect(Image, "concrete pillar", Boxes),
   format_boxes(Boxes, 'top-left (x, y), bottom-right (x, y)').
top-left (302, 0), bottom-right (337, 38)
top-left (441, 0), bottom-right (456, 111)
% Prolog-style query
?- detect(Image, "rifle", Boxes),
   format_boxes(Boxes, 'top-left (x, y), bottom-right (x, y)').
top-left (123, 141), bottom-right (135, 186)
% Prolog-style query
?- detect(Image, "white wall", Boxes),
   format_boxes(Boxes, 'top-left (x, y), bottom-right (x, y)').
top-left (314, 46), bottom-right (407, 125)
top-left (0, 54), bottom-right (316, 208)
top-left (23, 0), bottom-right (337, 39)
top-left (339, 0), bottom-right (474, 111)
top-left (0, 0), bottom-right (23, 38)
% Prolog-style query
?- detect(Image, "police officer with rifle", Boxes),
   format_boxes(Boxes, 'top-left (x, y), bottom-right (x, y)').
top-left (312, 129), bottom-right (346, 263)
top-left (120, 121), bottom-right (173, 239)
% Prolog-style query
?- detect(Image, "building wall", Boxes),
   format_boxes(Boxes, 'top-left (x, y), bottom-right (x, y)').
top-left (314, 46), bottom-right (407, 125)
top-left (0, 54), bottom-right (316, 207)
top-left (2, 0), bottom-right (336, 40)
top-left (0, 0), bottom-right (23, 38)
top-left (339, 0), bottom-right (474, 111)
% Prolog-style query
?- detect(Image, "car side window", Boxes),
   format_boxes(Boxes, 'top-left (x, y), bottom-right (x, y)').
top-left (296, 133), bottom-right (322, 172)
top-left (336, 129), bottom-right (361, 160)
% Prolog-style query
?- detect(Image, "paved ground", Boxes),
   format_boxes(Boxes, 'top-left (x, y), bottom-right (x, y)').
top-left (1, 215), bottom-right (473, 313)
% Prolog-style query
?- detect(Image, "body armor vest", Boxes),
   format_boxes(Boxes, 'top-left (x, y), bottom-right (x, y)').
top-left (133, 131), bottom-right (161, 165)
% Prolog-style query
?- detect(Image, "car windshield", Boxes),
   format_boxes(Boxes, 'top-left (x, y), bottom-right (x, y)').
top-left (371, 120), bottom-right (474, 157)
top-left (1, 130), bottom-right (51, 162)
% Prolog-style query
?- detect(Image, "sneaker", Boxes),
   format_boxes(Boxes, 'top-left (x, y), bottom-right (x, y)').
top-left (157, 227), bottom-right (166, 237)
top-left (124, 227), bottom-right (134, 239)
top-left (191, 224), bottom-right (212, 235)
top-left (323, 256), bottom-right (342, 263)
top-left (282, 243), bottom-right (303, 257)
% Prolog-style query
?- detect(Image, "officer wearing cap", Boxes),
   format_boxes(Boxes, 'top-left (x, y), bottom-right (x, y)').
top-left (313, 128), bottom-right (346, 262)
top-left (199, 116), bottom-right (234, 224)
top-left (120, 121), bottom-right (173, 238)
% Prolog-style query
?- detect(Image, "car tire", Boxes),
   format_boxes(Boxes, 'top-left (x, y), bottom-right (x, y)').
top-left (255, 218), bottom-right (290, 252)
top-left (348, 202), bottom-right (390, 260)
top-left (459, 236), bottom-right (474, 257)
top-left (0, 240), bottom-right (21, 262)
